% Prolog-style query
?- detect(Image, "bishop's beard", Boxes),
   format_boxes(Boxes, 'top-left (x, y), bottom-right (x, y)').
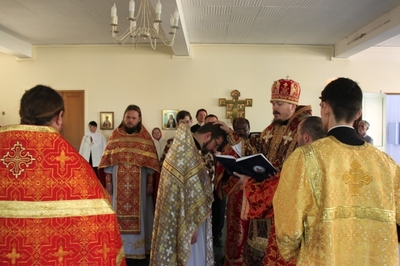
top-left (271, 118), bottom-right (288, 125)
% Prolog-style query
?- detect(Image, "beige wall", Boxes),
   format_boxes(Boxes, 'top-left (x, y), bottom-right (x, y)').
top-left (1, 44), bottom-right (400, 139)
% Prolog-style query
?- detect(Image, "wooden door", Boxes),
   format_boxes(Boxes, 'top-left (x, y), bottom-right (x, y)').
top-left (59, 91), bottom-right (84, 151)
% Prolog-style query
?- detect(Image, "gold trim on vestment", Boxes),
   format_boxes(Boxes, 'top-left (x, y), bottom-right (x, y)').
top-left (163, 160), bottom-right (205, 184)
top-left (125, 254), bottom-right (147, 259)
top-left (322, 206), bottom-right (395, 222)
top-left (0, 199), bottom-right (115, 218)
top-left (108, 136), bottom-right (155, 146)
top-left (102, 147), bottom-right (158, 160)
top-left (302, 144), bottom-right (323, 207)
top-left (116, 247), bottom-right (126, 265)
top-left (0, 124), bottom-right (59, 133)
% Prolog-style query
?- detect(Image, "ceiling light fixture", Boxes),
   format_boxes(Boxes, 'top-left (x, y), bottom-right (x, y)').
top-left (110, 0), bottom-right (180, 49)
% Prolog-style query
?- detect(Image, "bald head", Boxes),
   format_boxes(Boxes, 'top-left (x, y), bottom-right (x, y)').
top-left (297, 116), bottom-right (326, 146)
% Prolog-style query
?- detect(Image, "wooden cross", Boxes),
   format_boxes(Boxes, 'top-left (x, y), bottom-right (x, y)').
top-left (219, 90), bottom-right (252, 122)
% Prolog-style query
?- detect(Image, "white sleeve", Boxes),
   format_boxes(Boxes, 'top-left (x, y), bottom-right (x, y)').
top-left (231, 143), bottom-right (242, 157)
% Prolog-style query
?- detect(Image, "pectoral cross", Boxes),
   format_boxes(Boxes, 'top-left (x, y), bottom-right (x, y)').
top-left (219, 90), bottom-right (252, 122)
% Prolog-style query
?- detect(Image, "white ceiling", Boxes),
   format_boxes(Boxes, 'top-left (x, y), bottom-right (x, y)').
top-left (1, 0), bottom-right (400, 58)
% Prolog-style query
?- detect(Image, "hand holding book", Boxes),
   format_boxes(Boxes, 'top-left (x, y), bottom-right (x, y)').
top-left (215, 153), bottom-right (278, 182)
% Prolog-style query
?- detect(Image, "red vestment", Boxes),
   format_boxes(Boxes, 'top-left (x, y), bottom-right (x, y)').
top-left (215, 136), bottom-right (258, 266)
top-left (0, 125), bottom-right (125, 265)
top-left (228, 106), bottom-right (312, 266)
top-left (99, 125), bottom-right (159, 234)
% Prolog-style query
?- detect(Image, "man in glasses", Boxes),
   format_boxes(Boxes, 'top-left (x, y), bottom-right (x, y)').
top-left (151, 122), bottom-right (227, 266)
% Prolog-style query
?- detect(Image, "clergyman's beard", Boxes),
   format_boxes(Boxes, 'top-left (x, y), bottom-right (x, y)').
top-left (124, 124), bottom-right (139, 134)
top-left (271, 118), bottom-right (287, 125)
top-left (201, 138), bottom-right (213, 155)
top-left (272, 111), bottom-right (286, 125)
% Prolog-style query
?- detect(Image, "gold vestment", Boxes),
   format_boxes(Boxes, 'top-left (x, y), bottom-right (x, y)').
top-left (274, 136), bottom-right (400, 265)
top-left (150, 124), bottom-right (214, 265)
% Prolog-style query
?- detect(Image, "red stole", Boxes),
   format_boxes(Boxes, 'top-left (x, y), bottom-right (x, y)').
top-left (99, 125), bottom-right (159, 233)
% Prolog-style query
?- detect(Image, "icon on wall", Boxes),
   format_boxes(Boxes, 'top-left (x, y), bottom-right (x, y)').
top-left (100, 111), bottom-right (114, 130)
top-left (162, 109), bottom-right (179, 130)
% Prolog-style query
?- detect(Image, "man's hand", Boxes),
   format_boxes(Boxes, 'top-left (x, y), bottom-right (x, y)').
top-left (146, 183), bottom-right (153, 195)
top-left (146, 173), bottom-right (154, 195)
top-left (105, 173), bottom-right (113, 195)
top-left (213, 120), bottom-right (231, 134)
top-left (233, 172), bottom-right (250, 184)
top-left (191, 231), bottom-right (198, 244)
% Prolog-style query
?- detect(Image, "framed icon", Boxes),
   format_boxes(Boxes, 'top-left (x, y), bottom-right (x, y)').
top-left (162, 109), bottom-right (179, 130)
top-left (100, 111), bottom-right (114, 130)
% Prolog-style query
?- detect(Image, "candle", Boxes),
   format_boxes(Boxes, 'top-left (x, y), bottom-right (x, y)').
top-left (129, 0), bottom-right (135, 19)
top-left (173, 9), bottom-right (179, 26)
top-left (111, 3), bottom-right (117, 17)
top-left (155, 0), bottom-right (162, 14)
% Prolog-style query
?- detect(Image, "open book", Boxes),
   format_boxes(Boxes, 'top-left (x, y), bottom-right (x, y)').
top-left (215, 153), bottom-right (278, 182)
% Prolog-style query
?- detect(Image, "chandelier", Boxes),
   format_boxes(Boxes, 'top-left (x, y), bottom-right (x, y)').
top-left (110, 0), bottom-right (180, 49)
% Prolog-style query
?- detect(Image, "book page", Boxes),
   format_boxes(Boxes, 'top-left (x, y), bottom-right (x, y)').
top-left (215, 154), bottom-right (236, 159)
top-left (236, 153), bottom-right (264, 162)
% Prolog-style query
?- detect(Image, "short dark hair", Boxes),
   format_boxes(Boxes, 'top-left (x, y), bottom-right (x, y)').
top-left (176, 110), bottom-right (192, 122)
top-left (299, 116), bottom-right (326, 141)
top-left (20, 85), bottom-right (64, 126)
top-left (320, 78), bottom-right (362, 123)
top-left (205, 114), bottom-right (218, 120)
top-left (196, 122), bottom-right (227, 140)
top-left (89, 121), bottom-right (97, 127)
top-left (233, 117), bottom-right (250, 130)
top-left (120, 104), bottom-right (142, 131)
top-left (196, 108), bottom-right (207, 118)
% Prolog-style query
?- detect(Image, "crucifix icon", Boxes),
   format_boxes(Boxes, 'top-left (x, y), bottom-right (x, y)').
top-left (219, 90), bottom-right (252, 122)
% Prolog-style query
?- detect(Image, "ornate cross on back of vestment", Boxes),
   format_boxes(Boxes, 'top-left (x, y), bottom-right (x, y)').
top-left (218, 90), bottom-right (252, 122)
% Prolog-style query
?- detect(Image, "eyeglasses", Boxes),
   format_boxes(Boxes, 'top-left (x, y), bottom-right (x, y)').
top-left (213, 138), bottom-right (222, 148)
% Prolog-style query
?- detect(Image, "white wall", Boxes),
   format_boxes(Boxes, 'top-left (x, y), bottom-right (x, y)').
top-left (1, 44), bottom-right (400, 140)
top-left (386, 95), bottom-right (400, 164)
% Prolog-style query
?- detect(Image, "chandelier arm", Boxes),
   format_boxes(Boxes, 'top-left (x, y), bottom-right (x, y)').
top-left (110, 0), bottom-right (179, 49)
top-left (156, 29), bottom-right (177, 46)
top-left (132, 33), bottom-right (140, 48)
top-left (113, 27), bottom-right (133, 43)
top-left (149, 36), bottom-right (157, 50)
